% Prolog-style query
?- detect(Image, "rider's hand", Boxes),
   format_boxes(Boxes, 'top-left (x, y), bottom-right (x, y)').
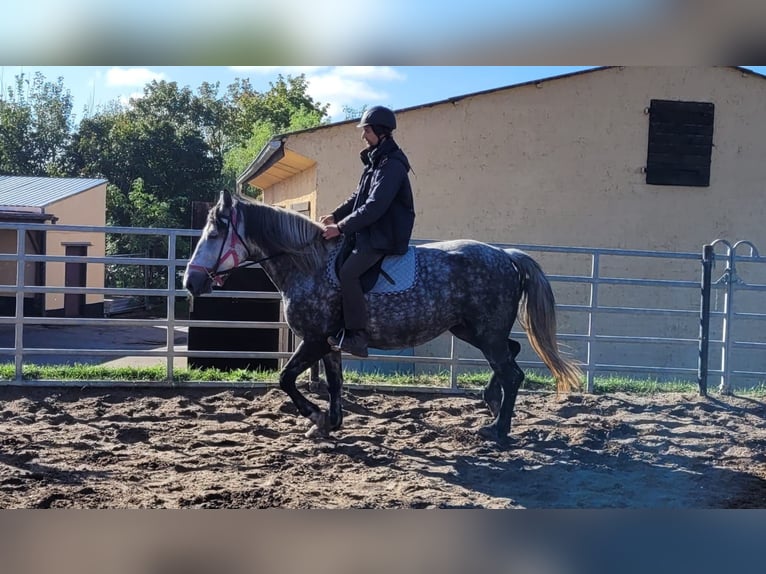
top-left (322, 224), bottom-right (341, 240)
top-left (319, 214), bottom-right (335, 225)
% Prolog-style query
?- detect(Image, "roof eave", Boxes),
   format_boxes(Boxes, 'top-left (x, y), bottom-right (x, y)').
top-left (236, 139), bottom-right (284, 193)
top-left (0, 211), bottom-right (57, 223)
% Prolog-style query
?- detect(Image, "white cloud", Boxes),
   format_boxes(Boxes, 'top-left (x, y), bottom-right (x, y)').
top-left (118, 91), bottom-right (145, 107)
top-left (303, 67), bottom-right (405, 121)
top-left (306, 74), bottom-right (384, 103)
top-left (106, 67), bottom-right (167, 88)
top-left (226, 66), bottom-right (405, 122)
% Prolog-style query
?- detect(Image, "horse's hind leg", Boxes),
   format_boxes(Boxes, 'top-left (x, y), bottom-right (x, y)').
top-left (278, 340), bottom-right (333, 438)
top-left (483, 338), bottom-right (522, 418)
top-left (450, 325), bottom-right (524, 443)
top-left (478, 356), bottom-right (524, 444)
top-left (321, 350), bottom-right (344, 431)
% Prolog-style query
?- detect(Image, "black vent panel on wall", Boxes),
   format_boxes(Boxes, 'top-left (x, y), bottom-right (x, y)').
top-left (646, 99), bottom-right (714, 187)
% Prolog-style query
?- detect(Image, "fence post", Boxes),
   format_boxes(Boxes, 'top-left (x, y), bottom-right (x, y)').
top-left (697, 244), bottom-right (713, 397)
top-left (14, 230), bottom-right (27, 383)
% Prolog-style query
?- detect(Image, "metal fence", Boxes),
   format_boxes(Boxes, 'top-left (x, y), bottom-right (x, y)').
top-left (0, 221), bottom-right (764, 393)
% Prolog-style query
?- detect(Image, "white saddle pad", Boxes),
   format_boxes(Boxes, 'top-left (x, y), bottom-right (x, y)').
top-left (327, 245), bottom-right (418, 294)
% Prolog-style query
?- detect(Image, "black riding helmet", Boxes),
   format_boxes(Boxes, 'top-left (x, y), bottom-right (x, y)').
top-left (357, 105), bottom-right (397, 131)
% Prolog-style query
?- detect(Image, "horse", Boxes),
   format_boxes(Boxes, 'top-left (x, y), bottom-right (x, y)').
top-left (183, 189), bottom-right (582, 444)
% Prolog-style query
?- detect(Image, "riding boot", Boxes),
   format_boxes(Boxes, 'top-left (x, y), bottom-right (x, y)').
top-left (327, 329), bottom-right (369, 358)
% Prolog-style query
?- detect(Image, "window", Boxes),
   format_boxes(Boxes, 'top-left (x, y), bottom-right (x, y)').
top-left (646, 99), bottom-right (714, 187)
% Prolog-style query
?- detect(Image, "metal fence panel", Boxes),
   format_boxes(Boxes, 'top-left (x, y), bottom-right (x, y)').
top-left (0, 221), bottom-right (763, 393)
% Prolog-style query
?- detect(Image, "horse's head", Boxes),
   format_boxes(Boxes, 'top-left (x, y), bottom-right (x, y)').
top-left (183, 189), bottom-right (250, 297)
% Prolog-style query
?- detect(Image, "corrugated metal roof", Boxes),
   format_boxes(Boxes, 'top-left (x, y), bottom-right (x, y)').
top-left (0, 176), bottom-right (108, 208)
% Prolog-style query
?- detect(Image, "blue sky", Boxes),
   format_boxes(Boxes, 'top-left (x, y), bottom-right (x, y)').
top-left (3, 66), bottom-right (765, 126)
top-left (0, 66), bottom-right (602, 123)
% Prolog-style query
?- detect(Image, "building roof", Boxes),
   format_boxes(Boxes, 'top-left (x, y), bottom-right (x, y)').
top-left (0, 176), bottom-right (108, 209)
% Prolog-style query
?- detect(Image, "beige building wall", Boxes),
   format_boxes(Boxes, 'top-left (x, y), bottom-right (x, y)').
top-left (248, 67), bottom-right (766, 381)
top-left (44, 184), bottom-right (107, 312)
top-left (0, 229), bottom-right (40, 305)
top-left (264, 166), bottom-right (317, 218)
top-left (265, 66), bottom-right (766, 252)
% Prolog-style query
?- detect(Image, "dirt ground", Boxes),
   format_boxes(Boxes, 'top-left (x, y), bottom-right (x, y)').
top-left (1, 382), bottom-right (765, 509)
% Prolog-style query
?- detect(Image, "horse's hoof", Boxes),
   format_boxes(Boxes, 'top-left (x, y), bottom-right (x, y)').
top-left (478, 424), bottom-right (511, 447)
top-left (305, 424), bottom-right (328, 439)
top-left (305, 412), bottom-right (330, 439)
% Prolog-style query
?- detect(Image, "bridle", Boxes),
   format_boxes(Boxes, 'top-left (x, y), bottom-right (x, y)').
top-left (188, 205), bottom-right (258, 287)
top-left (188, 204), bottom-right (317, 287)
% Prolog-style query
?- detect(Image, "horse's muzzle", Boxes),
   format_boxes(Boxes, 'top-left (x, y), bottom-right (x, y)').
top-left (183, 268), bottom-right (213, 297)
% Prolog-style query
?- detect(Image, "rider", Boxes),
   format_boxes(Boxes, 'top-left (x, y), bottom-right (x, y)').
top-left (320, 105), bottom-right (415, 357)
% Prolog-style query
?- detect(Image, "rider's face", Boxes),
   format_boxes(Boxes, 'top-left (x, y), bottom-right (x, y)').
top-left (361, 125), bottom-right (379, 147)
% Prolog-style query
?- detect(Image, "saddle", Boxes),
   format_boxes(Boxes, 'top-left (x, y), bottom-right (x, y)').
top-left (329, 241), bottom-right (418, 295)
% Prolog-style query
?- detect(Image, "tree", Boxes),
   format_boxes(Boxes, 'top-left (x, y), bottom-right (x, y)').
top-left (222, 120), bottom-right (274, 197)
top-left (343, 105), bottom-right (367, 121)
top-left (0, 72), bottom-right (74, 176)
top-left (196, 80), bottom-right (232, 161)
top-left (69, 81), bottom-right (222, 231)
top-left (5, 70), bottom-right (329, 229)
top-left (1, 68), bottom-right (333, 291)
top-left (0, 101), bottom-right (34, 174)
top-left (222, 74), bottom-right (330, 195)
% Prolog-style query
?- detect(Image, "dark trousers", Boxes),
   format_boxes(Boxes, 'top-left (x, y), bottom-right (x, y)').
top-left (339, 248), bottom-right (384, 331)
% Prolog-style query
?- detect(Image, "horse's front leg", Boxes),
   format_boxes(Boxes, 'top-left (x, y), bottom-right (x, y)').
top-left (321, 350), bottom-right (344, 431)
top-left (278, 340), bottom-right (332, 438)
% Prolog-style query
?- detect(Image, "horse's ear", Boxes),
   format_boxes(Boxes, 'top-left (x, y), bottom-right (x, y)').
top-left (220, 189), bottom-right (233, 208)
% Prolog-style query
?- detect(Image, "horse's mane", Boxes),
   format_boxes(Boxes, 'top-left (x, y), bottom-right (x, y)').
top-left (234, 196), bottom-right (328, 273)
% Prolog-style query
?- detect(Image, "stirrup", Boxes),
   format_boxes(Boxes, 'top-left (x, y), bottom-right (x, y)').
top-left (328, 328), bottom-right (346, 352)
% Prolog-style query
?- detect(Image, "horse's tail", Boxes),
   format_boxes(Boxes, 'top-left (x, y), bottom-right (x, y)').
top-left (506, 249), bottom-right (583, 393)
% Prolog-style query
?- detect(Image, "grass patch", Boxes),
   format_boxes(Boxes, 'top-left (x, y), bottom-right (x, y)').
top-left (0, 363), bottom-right (280, 384)
top-left (592, 376), bottom-right (698, 395)
top-left (0, 363), bottom-right (763, 396)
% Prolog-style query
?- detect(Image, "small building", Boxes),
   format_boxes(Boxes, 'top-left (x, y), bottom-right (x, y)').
top-left (0, 176), bottom-right (107, 317)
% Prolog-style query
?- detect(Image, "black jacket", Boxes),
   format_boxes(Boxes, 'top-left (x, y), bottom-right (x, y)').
top-left (333, 137), bottom-right (415, 255)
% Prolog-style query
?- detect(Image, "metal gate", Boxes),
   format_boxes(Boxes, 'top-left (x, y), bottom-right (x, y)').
top-left (698, 240), bottom-right (766, 395)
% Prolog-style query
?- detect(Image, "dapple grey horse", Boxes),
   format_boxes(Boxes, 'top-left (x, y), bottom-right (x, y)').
top-left (183, 189), bottom-right (581, 444)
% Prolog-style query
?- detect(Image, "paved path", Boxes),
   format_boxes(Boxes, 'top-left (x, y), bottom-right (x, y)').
top-left (0, 324), bottom-right (188, 368)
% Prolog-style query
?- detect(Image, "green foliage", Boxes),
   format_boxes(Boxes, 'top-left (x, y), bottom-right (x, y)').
top-left (70, 85), bottom-right (222, 232)
top-left (1, 69), bottom-right (330, 283)
top-left (0, 72), bottom-right (74, 176)
top-left (222, 74), bottom-right (329, 197)
top-left (226, 74), bottom-right (329, 144)
top-left (343, 105), bottom-right (367, 121)
top-left (221, 120), bottom-right (274, 195)
top-left (0, 100), bottom-right (34, 174)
